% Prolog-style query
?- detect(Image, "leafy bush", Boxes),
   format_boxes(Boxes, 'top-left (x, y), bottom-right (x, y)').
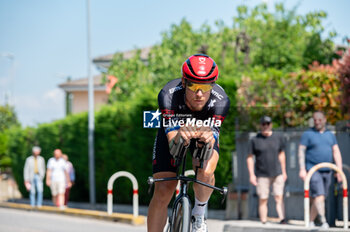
top-left (0, 104), bottom-right (20, 170)
top-left (236, 62), bottom-right (343, 129)
top-left (336, 49), bottom-right (350, 117)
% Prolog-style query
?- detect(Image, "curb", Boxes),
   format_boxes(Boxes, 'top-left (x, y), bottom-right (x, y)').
top-left (0, 202), bottom-right (145, 225)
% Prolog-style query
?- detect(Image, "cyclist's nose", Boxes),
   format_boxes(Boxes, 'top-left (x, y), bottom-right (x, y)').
top-left (195, 89), bottom-right (204, 97)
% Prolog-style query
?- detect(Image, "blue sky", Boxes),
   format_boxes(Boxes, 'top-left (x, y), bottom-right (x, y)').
top-left (0, 0), bottom-right (349, 127)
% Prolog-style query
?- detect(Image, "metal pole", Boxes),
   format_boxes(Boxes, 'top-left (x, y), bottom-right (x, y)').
top-left (87, 0), bottom-right (95, 205)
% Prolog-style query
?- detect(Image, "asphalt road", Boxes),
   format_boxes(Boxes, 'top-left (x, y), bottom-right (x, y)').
top-left (0, 208), bottom-right (147, 232)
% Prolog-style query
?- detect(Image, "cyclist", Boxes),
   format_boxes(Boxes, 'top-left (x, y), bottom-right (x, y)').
top-left (147, 54), bottom-right (230, 232)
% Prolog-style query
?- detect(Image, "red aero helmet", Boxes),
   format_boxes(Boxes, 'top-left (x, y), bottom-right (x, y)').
top-left (182, 54), bottom-right (218, 83)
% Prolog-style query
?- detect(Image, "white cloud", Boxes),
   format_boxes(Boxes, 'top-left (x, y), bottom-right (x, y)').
top-left (44, 88), bottom-right (64, 105)
top-left (15, 88), bottom-right (65, 127)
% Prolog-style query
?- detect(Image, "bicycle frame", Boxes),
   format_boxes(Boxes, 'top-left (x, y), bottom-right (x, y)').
top-left (147, 143), bottom-right (228, 231)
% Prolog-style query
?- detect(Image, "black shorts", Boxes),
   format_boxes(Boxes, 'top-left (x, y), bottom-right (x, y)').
top-left (152, 128), bottom-right (219, 174)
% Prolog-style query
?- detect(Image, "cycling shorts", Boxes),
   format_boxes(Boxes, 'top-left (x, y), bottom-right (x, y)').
top-left (152, 128), bottom-right (219, 174)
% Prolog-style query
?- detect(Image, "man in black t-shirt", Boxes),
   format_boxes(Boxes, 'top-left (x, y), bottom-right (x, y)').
top-left (246, 116), bottom-right (287, 224)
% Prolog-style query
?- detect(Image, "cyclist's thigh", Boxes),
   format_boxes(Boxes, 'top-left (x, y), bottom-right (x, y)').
top-left (153, 172), bottom-right (177, 198)
top-left (192, 149), bottom-right (219, 175)
top-left (152, 129), bottom-right (177, 174)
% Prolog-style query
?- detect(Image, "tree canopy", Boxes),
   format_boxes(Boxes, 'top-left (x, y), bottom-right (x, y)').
top-left (106, 2), bottom-right (342, 130)
top-left (0, 104), bottom-right (20, 169)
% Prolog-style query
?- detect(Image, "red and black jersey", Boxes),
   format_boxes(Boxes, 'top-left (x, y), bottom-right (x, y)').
top-left (157, 78), bottom-right (230, 141)
top-left (152, 78), bottom-right (230, 174)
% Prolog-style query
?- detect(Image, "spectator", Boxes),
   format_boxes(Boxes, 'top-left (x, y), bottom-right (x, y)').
top-left (62, 154), bottom-right (75, 206)
top-left (247, 116), bottom-right (287, 224)
top-left (46, 149), bottom-right (71, 209)
top-left (23, 146), bottom-right (46, 207)
top-left (298, 111), bottom-right (343, 229)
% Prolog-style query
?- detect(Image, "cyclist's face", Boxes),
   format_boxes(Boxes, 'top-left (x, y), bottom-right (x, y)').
top-left (183, 80), bottom-right (211, 111)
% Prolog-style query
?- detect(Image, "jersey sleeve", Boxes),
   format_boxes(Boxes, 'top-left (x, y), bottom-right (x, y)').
top-left (158, 88), bottom-right (179, 134)
top-left (212, 95), bottom-right (230, 121)
top-left (157, 89), bottom-right (167, 112)
top-left (211, 94), bottom-right (230, 141)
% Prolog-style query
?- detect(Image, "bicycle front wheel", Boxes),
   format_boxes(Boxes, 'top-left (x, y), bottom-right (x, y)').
top-left (171, 196), bottom-right (191, 232)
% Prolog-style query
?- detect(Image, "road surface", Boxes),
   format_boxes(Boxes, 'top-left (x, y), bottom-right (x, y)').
top-left (0, 207), bottom-right (147, 232)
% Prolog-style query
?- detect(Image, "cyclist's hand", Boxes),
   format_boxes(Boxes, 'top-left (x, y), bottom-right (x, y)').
top-left (196, 127), bottom-right (215, 147)
top-left (177, 126), bottom-right (197, 146)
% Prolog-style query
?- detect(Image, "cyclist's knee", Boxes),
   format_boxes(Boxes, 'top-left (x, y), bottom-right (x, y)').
top-left (197, 169), bottom-right (215, 182)
top-left (152, 181), bottom-right (177, 204)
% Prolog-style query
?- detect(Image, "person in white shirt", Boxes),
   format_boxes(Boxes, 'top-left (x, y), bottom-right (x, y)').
top-left (46, 149), bottom-right (71, 209)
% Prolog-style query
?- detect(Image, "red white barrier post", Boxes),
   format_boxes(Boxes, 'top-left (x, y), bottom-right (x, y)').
top-left (304, 162), bottom-right (348, 229)
top-left (107, 171), bottom-right (139, 217)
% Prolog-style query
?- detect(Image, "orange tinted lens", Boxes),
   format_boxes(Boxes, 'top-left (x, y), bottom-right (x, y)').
top-left (187, 83), bottom-right (213, 93)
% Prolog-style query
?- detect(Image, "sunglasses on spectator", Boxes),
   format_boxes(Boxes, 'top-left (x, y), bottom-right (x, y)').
top-left (186, 81), bottom-right (214, 93)
top-left (261, 122), bottom-right (271, 126)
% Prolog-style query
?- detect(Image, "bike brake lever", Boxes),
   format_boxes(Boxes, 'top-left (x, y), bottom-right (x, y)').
top-left (221, 186), bottom-right (228, 205)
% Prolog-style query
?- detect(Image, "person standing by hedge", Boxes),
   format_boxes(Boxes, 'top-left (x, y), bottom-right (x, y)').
top-left (23, 146), bottom-right (46, 207)
top-left (46, 149), bottom-right (71, 209)
top-left (298, 111), bottom-right (343, 229)
top-left (62, 154), bottom-right (75, 206)
top-left (247, 116), bottom-right (288, 224)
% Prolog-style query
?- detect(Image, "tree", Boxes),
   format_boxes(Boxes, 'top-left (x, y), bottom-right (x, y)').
top-left (233, 4), bottom-right (337, 71)
top-left (107, 3), bottom-right (337, 102)
top-left (336, 48), bottom-right (350, 117)
top-left (0, 104), bottom-right (20, 169)
top-left (0, 104), bottom-right (19, 131)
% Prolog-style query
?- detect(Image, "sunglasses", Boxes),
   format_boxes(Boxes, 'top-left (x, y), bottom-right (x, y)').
top-left (186, 81), bottom-right (214, 93)
top-left (261, 122), bottom-right (271, 126)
